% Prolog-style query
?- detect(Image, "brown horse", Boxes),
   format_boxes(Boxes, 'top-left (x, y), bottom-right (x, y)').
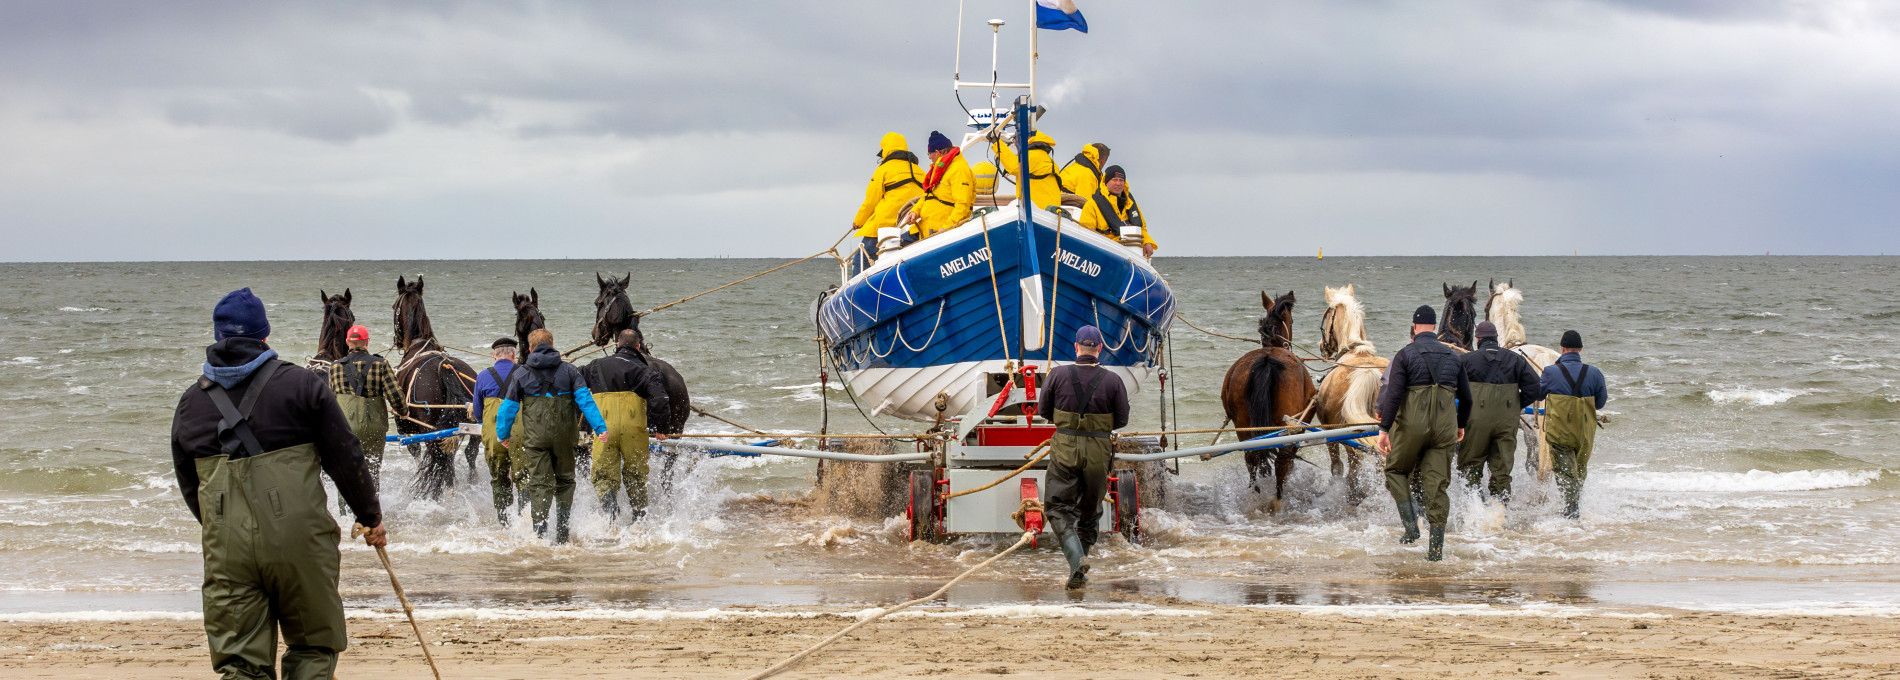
top-left (591, 272), bottom-right (691, 435)
top-left (1314, 284), bottom-right (1387, 500)
top-left (391, 275), bottom-right (478, 499)
top-left (513, 288), bottom-right (546, 353)
top-left (309, 288), bottom-right (354, 377)
top-left (1439, 281), bottom-right (1480, 351)
top-left (1220, 291), bottom-right (1319, 513)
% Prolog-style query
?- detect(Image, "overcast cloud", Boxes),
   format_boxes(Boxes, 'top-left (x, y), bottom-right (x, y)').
top-left (2, 0), bottom-right (1896, 260)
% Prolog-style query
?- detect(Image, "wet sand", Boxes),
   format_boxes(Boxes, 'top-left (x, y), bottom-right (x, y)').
top-left (4, 602), bottom-right (1896, 679)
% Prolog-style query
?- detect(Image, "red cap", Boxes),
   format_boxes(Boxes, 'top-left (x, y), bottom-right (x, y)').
top-left (346, 325), bottom-right (371, 343)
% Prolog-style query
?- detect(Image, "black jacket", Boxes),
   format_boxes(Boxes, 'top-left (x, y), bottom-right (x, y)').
top-left (1376, 331), bottom-right (1472, 431)
top-left (582, 346), bottom-right (674, 430)
top-left (170, 338), bottom-right (381, 527)
top-left (1460, 339), bottom-right (1545, 408)
top-left (1036, 357), bottom-right (1130, 429)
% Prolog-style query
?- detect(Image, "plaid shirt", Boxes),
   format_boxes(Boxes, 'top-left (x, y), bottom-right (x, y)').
top-left (329, 349), bottom-right (406, 414)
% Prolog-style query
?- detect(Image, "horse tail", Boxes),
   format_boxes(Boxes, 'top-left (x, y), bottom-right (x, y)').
top-left (1341, 365), bottom-right (1382, 424)
top-left (1246, 352), bottom-right (1280, 432)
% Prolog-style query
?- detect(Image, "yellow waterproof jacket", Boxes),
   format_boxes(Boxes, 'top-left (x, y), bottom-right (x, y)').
top-left (916, 151), bottom-right (975, 239)
top-left (853, 132), bottom-right (925, 238)
top-left (1081, 186), bottom-right (1156, 250)
top-left (1058, 143), bottom-right (1110, 204)
top-left (991, 132), bottom-right (1062, 209)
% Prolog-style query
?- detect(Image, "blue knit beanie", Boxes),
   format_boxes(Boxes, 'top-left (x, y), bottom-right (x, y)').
top-left (927, 131), bottom-right (953, 153)
top-left (213, 288), bottom-right (270, 341)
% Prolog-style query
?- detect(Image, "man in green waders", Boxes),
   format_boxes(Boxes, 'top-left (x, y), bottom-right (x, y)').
top-left (1036, 325), bottom-right (1130, 589)
top-left (171, 288), bottom-right (385, 679)
top-left (582, 329), bottom-right (674, 521)
top-left (327, 324), bottom-right (405, 512)
top-left (1540, 330), bottom-right (1608, 519)
top-left (1375, 305), bottom-right (1471, 561)
top-left (1456, 321), bottom-right (1544, 501)
top-left (468, 337), bottom-right (520, 524)
top-left (496, 328), bottom-right (608, 543)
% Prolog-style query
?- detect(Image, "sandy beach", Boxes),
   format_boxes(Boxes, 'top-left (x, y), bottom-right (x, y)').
top-left (5, 601), bottom-right (1896, 679)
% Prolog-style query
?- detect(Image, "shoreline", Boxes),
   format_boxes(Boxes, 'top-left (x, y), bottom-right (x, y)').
top-left (4, 602), bottom-right (1896, 679)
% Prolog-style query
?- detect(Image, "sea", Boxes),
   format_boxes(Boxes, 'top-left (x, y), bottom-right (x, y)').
top-left (2, 256), bottom-right (1896, 620)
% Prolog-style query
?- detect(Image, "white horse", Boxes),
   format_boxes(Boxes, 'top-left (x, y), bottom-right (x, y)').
top-left (1486, 279), bottom-right (1560, 478)
top-left (1315, 284), bottom-right (1387, 492)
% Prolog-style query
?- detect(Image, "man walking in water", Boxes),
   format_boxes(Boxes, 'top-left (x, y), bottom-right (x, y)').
top-left (1457, 321), bottom-right (1544, 501)
top-left (1037, 325), bottom-right (1130, 589)
top-left (1541, 330), bottom-right (1608, 519)
top-left (170, 288), bottom-right (385, 679)
top-left (328, 325), bottom-right (404, 506)
top-left (469, 337), bottom-right (518, 524)
top-left (582, 329), bottom-right (674, 521)
top-left (1376, 305), bottom-right (1471, 561)
top-left (497, 328), bottom-right (608, 543)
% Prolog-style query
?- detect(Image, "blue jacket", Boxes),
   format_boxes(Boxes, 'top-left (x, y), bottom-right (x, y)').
top-left (1540, 352), bottom-right (1607, 409)
top-left (495, 347), bottom-right (608, 440)
top-left (469, 358), bottom-right (515, 424)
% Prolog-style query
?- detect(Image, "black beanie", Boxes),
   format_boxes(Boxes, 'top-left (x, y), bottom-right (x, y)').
top-left (1560, 330), bottom-right (1583, 349)
top-left (1103, 164), bottom-right (1126, 181)
top-left (1413, 305), bottom-right (1436, 325)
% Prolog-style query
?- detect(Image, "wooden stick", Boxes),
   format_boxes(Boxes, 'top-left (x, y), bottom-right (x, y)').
top-left (353, 524), bottom-right (442, 680)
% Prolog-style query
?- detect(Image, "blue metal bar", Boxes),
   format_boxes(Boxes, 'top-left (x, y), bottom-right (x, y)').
top-left (1013, 95), bottom-right (1043, 360)
top-left (1523, 406), bottom-right (1546, 416)
top-left (384, 427), bottom-right (461, 446)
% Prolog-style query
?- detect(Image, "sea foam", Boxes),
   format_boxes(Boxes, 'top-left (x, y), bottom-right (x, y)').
top-left (1603, 469), bottom-right (1881, 493)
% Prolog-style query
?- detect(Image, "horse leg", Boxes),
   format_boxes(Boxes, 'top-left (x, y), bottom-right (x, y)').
top-left (1270, 449), bottom-right (1293, 514)
top-left (1328, 442), bottom-right (1344, 477)
top-left (464, 435), bottom-right (481, 478)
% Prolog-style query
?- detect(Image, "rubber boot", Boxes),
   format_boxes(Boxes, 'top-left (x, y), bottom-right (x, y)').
top-left (1560, 480), bottom-right (1582, 519)
top-left (1059, 532), bottom-right (1089, 590)
top-left (1396, 502), bottom-right (1421, 544)
top-left (1427, 525), bottom-right (1445, 561)
top-left (554, 500), bottom-right (573, 544)
top-left (599, 495), bottom-right (621, 523)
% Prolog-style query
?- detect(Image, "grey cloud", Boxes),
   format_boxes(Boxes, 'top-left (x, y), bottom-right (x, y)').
top-left (163, 89), bottom-right (398, 143)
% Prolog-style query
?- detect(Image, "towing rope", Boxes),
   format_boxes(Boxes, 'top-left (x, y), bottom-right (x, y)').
top-left (639, 238), bottom-right (849, 319)
top-left (745, 530), bottom-right (1039, 680)
top-left (1173, 312), bottom-right (1337, 366)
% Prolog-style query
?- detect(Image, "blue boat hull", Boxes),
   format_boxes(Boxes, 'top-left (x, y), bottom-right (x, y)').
top-left (818, 207), bottom-right (1175, 420)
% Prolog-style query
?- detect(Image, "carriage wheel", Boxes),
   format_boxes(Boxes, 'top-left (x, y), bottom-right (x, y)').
top-left (1112, 474), bottom-right (1140, 543)
top-left (906, 469), bottom-right (941, 543)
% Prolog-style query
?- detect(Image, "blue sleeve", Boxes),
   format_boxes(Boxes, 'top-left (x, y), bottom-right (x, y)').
top-left (495, 399), bottom-right (520, 440)
top-left (1538, 366), bottom-right (1560, 395)
top-left (1591, 367), bottom-right (1609, 409)
top-left (574, 386), bottom-right (608, 434)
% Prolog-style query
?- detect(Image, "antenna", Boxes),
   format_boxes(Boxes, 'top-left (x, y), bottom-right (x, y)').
top-left (988, 19), bottom-right (1005, 113)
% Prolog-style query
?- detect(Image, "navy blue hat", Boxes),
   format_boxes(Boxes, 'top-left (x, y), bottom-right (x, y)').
top-left (213, 288), bottom-right (270, 341)
top-left (927, 131), bottom-right (953, 153)
top-left (1074, 325), bottom-right (1105, 347)
top-left (1412, 305), bottom-right (1436, 325)
top-left (1561, 330), bottom-right (1583, 349)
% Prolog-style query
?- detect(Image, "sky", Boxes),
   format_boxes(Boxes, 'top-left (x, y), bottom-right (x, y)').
top-left (1, 0), bottom-right (1897, 261)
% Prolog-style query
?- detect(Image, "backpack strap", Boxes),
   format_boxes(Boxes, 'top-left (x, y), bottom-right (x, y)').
top-left (200, 360), bottom-right (282, 458)
top-left (1556, 361), bottom-right (1584, 396)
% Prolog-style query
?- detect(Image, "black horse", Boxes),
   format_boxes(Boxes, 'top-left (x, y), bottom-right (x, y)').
top-left (1439, 281), bottom-right (1479, 351)
top-left (591, 273), bottom-right (691, 435)
top-left (513, 288), bottom-right (545, 353)
top-left (391, 275), bottom-right (478, 499)
top-left (310, 288), bottom-right (354, 378)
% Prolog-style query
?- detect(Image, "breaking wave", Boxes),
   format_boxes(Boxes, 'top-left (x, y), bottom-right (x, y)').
top-left (1603, 469), bottom-right (1882, 493)
top-left (1705, 387), bottom-right (1811, 406)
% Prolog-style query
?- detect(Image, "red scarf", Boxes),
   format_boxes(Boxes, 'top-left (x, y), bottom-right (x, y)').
top-left (923, 147), bottom-right (960, 191)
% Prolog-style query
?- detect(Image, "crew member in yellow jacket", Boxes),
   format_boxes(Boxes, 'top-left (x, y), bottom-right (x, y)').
top-left (849, 132), bottom-right (924, 274)
top-left (991, 131), bottom-right (1062, 209)
top-left (1058, 142), bottom-right (1111, 203)
top-left (1080, 165), bottom-right (1157, 257)
top-left (913, 131), bottom-right (975, 240)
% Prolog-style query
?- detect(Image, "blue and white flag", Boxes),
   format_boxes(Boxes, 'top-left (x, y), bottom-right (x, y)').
top-left (1035, 0), bottom-right (1088, 33)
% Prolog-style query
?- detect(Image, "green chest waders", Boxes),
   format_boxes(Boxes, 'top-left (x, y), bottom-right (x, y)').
top-left (512, 394), bottom-right (580, 540)
top-left (1044, 367), bottom-right (1115, 583)
top-left (481, 397), bottom-right (515, 522)
top-left (334, 392), bottom-right (387, 486)
top-left (1385, 385), bottom-right (1459, 530)
top-left (1544, 390), bottom-right (1598, 515)
top-left (196, 362), bottom-right (347, 680)
top-left (589, 391), bottom-right (650, 520)
top-left (1457, 382), bottom-right (1522, 499)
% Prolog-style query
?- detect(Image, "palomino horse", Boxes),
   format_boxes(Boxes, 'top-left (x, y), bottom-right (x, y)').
top-left (1220, 291), bottom-right (1319, 513)
top-left (513, 288), bottom-right (546, 353)
top-left (590, 273), bottom-right (691, 435)
top-left (1314, 284), bottom-right (1388, 498)
top-left (308, 288), bottom-right (354, 378)
top-left (1439, 281), bottom-right (1480, 351)
top-left (391, 275), bottom-right (478, 499)
top-left (1486, 279), bottom-right (1560, 477)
